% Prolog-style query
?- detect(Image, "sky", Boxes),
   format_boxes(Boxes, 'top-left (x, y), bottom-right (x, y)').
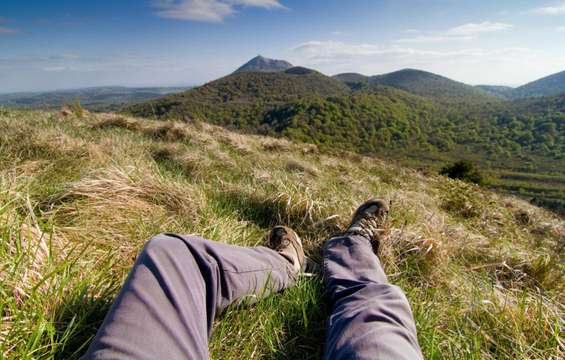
top-left (1, 0), bottom-right (565, 92)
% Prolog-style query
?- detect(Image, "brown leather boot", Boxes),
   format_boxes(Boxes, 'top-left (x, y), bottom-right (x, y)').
top-left (344, 199), bottom-right (389, 251)
top-left (269, 226), bottom-right (319, 275)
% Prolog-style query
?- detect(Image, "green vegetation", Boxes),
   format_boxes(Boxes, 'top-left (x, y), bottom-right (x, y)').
top-left (440, 160), bottom-right (485, 185)
top-left (125, 69), bottom-right (565, 214)
top-left (367, 68), bottom-right (497, 103)
top-left (477, 70), bottom-right (565, 100)
top-left (66, 99), bottom-right (85, 118)
top-left (1, 109), bottom-right (563, 359)
top-left (333, 69), bottom-right (500, 103)
top-left (475, 85), bottom-right (516, 99)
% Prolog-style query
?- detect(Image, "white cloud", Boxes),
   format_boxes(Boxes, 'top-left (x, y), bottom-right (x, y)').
top-left (556, 26), bottom-right (565, 31)
top-left (447, 21), bottom-right (513, 35)
top-left (290, 40), bottom-right (543, 84)
top-left (153, 0), bottom-right (285, 22)
top-left (532, 3), bottom-right (565, 15)
top-left (232, 0), bottom-right (285, 8)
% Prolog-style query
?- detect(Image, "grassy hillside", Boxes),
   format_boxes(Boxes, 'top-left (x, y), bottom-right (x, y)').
top-left (0, 109), bottom-right (563, 359)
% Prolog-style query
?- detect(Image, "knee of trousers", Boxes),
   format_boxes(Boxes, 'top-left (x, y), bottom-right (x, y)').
top-left (334, 282), bottom-right (410, 311)
top-left (363, 282), bottom-right (409, 303)
top-left (142, 233), bottom-right (198, 263)
top-left (139, 233), bottom-right (217, 287)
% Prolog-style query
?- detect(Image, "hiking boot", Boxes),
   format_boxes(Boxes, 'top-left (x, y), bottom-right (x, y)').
top-left (344, 199), bottom-right (389, 250)
top-left (269, 226), bottom-right (319, 275)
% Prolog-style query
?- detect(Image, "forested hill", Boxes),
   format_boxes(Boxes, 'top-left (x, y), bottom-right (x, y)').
top-left (333, 69), bottom-right (498, 103)
top-left (476, 70), bottom-right (565, 100)
top-left (126, 67), bottom-right (350, 121)
top-left (513, 70), bottom-right (565, 99)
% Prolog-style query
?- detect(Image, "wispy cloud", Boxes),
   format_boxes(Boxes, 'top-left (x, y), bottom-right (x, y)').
top-left (396, 35), bottom-right (474, 43)
top-left (531, 3), bottom-right (565, 15)
top-left (153, 0), bottom-right (286, 22)
top-left (447, 21), bottom-right (513, 35)
top-left (291, 40), bottom-right (540, 84)
top-left (293, 40), bottom-right (530, 61)
top-left (0, 27), bottom-right (18, 34)
top-left (557, 26), bottom-right (565, 31)
top-left (396, 22), bottom-right (511, 43)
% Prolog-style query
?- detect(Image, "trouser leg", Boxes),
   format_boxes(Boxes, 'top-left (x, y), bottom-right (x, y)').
top-left (323, 234), bottom-right (423, 360)
top-left (83, 233), bottom-right (295, 360)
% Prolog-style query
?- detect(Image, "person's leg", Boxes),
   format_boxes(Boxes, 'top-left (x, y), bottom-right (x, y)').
top-left (323, 200), bottom-right (423, 360)
top-left (83, 228), bottom-right (304, 360)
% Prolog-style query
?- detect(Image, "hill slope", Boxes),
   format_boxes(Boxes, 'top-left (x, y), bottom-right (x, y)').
top-left (513, 70), bottom-right (565, 99)
top-left (234, 55), bottom-right (293, 73)
top-left (475, 85), bottom-right (515, 99)
top-left (332, 72), bottom-right (369, 83)
top-left (0, 109), bottom-right (563, 359)
top-left (367, 69), bottom-right (498, 102)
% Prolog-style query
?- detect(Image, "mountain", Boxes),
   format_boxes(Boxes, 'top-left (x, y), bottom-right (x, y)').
top-left (475, 85), bottom-right (515, 99)
top-left (234, 55), bottom-right (293, 73)
top-left (365, 69), bottom-right (498, 102)
top-left (126, 67), bottom-right (350, 124)
top-left (513, 70), bottom-right (565, 99)
top-left (0, 86), bottom-right (190, 111)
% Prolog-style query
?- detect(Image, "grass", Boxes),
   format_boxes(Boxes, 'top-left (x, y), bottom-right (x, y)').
top-left (0, 109), bottom-right (563, 359)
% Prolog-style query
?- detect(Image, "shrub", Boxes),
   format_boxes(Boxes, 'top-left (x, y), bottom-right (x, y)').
top-left (440, 160), bottom-right (485, 185)
top-left (68, 99), bottom-right (85, 118)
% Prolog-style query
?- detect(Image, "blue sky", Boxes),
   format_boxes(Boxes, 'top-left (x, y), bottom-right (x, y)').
top-left (1, 0), bottom-right (565, 92)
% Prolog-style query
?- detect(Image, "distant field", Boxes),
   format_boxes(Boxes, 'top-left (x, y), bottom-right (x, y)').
top-left (0, 86), bottom-right (192, 112)
top-left (396, 150), bottom-right (565, 216)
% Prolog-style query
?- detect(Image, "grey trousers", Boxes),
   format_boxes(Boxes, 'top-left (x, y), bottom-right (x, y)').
top-left (84, 233), bottom-right (423, 359)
